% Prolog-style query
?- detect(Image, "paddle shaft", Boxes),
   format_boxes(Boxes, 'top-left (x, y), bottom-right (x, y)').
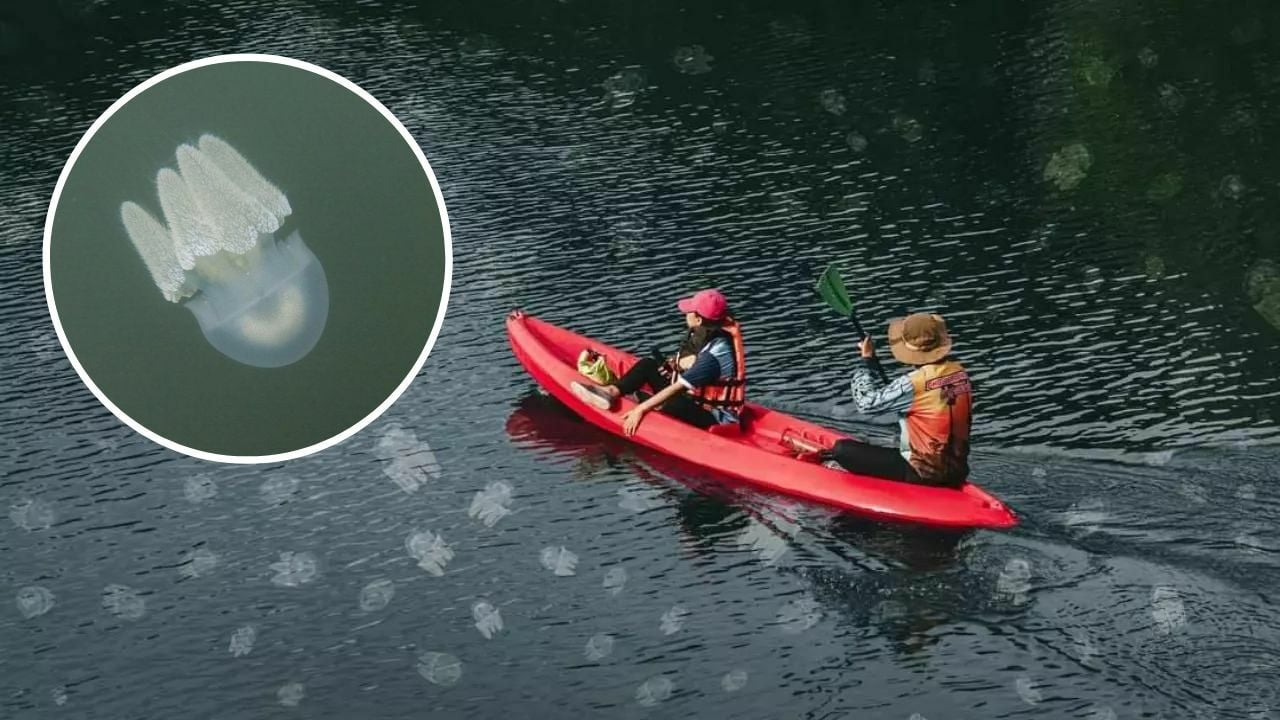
top-left (848, 313), bottom-right (890, 384)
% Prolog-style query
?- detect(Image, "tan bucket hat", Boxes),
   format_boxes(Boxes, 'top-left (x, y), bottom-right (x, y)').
top-left (887, 313), bottom-right (952, 365)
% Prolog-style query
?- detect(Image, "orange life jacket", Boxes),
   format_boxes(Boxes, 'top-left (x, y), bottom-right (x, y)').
top-left (903, 360), bottom-right (972, 484)
top-left (687, 318), bottom-right (746, 414)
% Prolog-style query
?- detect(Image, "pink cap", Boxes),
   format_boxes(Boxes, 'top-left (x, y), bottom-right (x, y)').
top-left (677, 289), bottom-right (729, 321)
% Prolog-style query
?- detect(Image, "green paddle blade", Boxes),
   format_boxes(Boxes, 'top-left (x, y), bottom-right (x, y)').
top-left (816, 263), bottom-right (854, 317)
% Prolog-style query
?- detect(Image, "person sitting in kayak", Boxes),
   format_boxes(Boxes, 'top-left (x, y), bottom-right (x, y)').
top-left (571, 289), bottom-right (745, 437)
top-left (825, 313), bottom-right (972, 488)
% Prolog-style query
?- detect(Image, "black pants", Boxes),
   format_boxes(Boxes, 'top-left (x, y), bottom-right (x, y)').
top-left (613, 357), bottom-right (718, 429)
top-left (828, 439), bottom-right (932, 485)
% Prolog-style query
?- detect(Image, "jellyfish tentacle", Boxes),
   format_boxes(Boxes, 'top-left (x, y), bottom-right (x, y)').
top-left (119, 201), bottom-right (190, 302)
top-left (197, 134), bottom-right (292, 220)
top-left (157, 167), bottom-right (220, 271)
top-left (175, 143), bottom-right (278, 256)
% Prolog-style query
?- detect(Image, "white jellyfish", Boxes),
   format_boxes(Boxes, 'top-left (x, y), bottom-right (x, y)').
top-left (260, 476), bottom-right (300, 505)
top-left (660, 605), bottom-right (689, 635)
top-left (737, 520), bottom-right (789, 565)
top-left (776, 597), bottom-right (822, 635)
top-left (9, 498), bottom-right (55, 531)
top-left (102, 584), bottom-right (146, 620)
top-left (375, 424), bottom-right (441, 493)
top-left (179, 548), bottom-right (219, 579)
top-left (1151, 585), bottom-right (1186, 635)
top-left (183, 474), bottom-right (218, 503)
top-left (1063, 498), bottom-right (1109, 535)
top-left (269, 551), bottom-right (319, 587)
top-left (468, 481), bottom-right (513, 527)
top-left (818, 89), bottom-right (847, 116)
top-left (721, 669), bottom-right (748, 692)
top-left (16, 586), bottom-right (56, 619)
top-left (1071, 627), bottom-right (1099, 665)
top-left (1014, 675), bottom-right (1043, 705)
top-left (996, 558), bottom-right (1033, 605)
top-left (407, 530), bottom-right (453, 576)
top-left (416, 651), bottom-right (463, 686)
top-left (602, 566), bottom-right (628, 596)
top-left (119, 134), bottom-right (328, 368)
top-left (471, 600), bottom-right (503, 639)
top-left (845, 131), bottom-right (869, 153)
top-left (277, 682), bottom-right (305, 707)
top-left (636, 676), bottom-right (674, 707)
top-left (1089, 705), bottom-right (1118, 720)
top-left (617, 486), bottom-right (663, 513)
top-left (584, 633), bottom-right (615, 662)
top-left (1043, 142), bottom-right (1092, 190)
top-left (672, 45), bottom-right (714, 75)
top-left (358, 579), bottom-right (396, 612)
top-left (229, 625), bottom-right (257, 657)
top-left (540, 546), bottom-right (578, 576)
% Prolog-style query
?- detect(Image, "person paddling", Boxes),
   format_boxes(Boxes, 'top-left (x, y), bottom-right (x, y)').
top-left (825, 313), bottom-right (972, 488)
top-left (571, 289), bottom-right (746, 437)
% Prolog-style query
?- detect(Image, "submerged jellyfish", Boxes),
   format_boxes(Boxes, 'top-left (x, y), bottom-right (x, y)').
top-left (119, 134), bottom-right (328, 368)
top-left (659, 604), bottom-right (689, 635)
top-left (635, 676), bottom-right (674, 707)
top-left (776, 597), bottom-right (822, 635)
top-left (471, 600), bottom-right (503, 639)
top-left (602, 566), bottom-right (628, 596)
top-left (584, 633), bottom-right (615, 662)
top-left (721, 670), bottom-right (748, 692)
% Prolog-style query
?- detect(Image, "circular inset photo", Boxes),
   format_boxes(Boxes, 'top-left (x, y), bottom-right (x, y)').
top-left (44, 55), bottom-right (451, 462)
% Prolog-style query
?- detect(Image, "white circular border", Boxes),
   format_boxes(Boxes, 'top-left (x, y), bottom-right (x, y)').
top-left (42, 53), bottom-right (453, 464)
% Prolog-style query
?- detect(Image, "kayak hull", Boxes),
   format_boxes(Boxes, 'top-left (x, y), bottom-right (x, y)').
top-left (506, 310), bottom-right (1017, 530)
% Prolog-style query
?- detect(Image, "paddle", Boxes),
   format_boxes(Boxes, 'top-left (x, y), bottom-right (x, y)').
top-left (815, 263), bottom-right (890, 383)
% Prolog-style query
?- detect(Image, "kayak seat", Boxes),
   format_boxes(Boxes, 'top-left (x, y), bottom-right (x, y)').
top-left (707, 407), bottom-right (752, 438)
top-left (707, 422), bottom-right (743, 438)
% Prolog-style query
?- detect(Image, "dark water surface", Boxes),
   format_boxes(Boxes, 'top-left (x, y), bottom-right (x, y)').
top-left (2, 1), bottom-right (1278, 718)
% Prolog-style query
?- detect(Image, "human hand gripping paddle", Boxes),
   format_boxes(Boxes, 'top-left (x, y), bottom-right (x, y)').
top-left (815, 263), bottom-right (890, 383)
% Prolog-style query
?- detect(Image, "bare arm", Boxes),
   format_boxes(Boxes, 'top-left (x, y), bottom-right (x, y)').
top-left (622, 382), bottom-right (687, 436)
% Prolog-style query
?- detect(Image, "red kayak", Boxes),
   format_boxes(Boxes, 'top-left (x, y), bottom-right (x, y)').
top-left (506, 311), bottom-right (1017, 530)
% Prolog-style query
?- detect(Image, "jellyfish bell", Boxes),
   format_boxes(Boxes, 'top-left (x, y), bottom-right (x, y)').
top-left (119, 134), bottom-right (329, 368)
top-left (184, 231), bottom-right (328, 368)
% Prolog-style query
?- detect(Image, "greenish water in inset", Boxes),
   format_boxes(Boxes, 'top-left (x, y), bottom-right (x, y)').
top-left (49, 61), bottom-right (447, 456)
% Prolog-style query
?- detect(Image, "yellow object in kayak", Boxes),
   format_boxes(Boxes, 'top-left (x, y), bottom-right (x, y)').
top-left (576, 349), bottom-right (616, 385)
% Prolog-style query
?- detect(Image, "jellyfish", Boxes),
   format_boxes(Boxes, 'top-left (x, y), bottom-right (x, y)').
top-left (775, 597), bottom-right (822, 635)
top-left (721, 670), bottom-right (748, 692)
top-left (1151, 585), bottom-right (1186, 634)
top-left (467, 481), bottom-right (513, 527)
top-left (602, 565), bottom-right (628, 596)
top-left (416, 651), bottom-right (462, 686)
top-left (471, 600), bottom-right (503, 639)
top-left (659, 604), bottom-right (689, 635)
top-left (1015, 676), bottom-right (1043, 705)
top-left (277, 683), bottom-right (305, 707)
top-left (584, 633), bottom-right (615, 662)
top-left (229, 625), bottom-right (257, 657)
top-left (539, 545), bottom-right (578, 576)
top-left (358, 578), bottom-right (396, 612)
top-left (119, 134), bottom-right (328, 368)
top-left (635, 676), bottom-right (674, 707)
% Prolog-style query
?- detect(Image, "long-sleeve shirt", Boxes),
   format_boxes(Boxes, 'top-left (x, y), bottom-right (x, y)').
top-left (849, 357), bottom-right (915, 460)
